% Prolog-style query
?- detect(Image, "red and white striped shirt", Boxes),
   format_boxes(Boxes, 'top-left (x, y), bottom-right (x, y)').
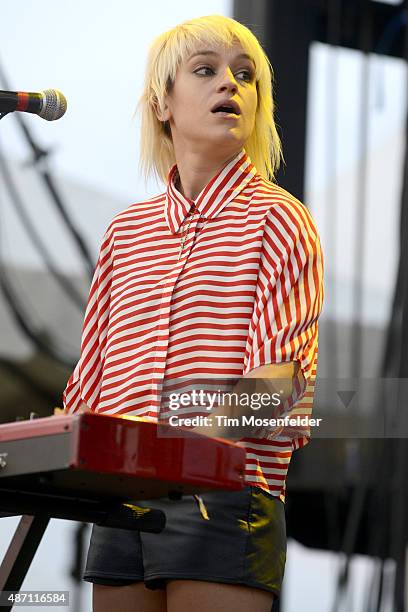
top-left (63, 149), bottom-right (324, 502)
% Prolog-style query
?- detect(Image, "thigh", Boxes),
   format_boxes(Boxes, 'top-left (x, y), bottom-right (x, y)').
top-left (166, 580), bottom-right (274, 612)
top-left (93, 582), bottom-right (166, 612)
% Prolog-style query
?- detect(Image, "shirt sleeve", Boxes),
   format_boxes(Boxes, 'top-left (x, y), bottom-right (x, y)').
top-left (63, 226), bottom-right (114, 413)
top-left (242, 198), bottom-right (324, 444)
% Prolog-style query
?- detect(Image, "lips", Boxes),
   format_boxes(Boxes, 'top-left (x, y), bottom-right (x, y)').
top-left (211, 99), bottom-right (241, 115)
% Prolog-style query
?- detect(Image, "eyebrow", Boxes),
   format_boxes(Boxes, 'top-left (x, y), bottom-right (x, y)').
top-left (188, 50), bottom-right (255, 65)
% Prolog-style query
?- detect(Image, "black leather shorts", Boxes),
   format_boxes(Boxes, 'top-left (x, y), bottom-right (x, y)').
top-left (83, 486), bottom-right (287, 599)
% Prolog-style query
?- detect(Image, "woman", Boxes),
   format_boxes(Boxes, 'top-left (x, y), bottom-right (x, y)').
top-left (63, 14), bottom-right (324, 612)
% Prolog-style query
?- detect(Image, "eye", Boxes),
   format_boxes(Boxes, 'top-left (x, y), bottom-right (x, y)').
top-left (193, 66), bottom-right (215, 76)
top-left (235, 69), bottom-right (254, 83)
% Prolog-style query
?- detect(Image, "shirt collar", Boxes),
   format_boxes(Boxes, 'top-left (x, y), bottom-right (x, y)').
top-left (165, 149), bottom-right (257, 234)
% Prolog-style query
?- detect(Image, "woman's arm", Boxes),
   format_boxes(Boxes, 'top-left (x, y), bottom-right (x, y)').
top-left (190, 361), bottom-right (300, 439)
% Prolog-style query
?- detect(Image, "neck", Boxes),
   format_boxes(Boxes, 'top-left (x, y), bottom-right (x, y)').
top-left (173, 146), bottom-right (242, 201)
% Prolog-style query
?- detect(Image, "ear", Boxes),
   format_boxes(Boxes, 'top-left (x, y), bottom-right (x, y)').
top-left (154, 97), bottom-right (171, 122)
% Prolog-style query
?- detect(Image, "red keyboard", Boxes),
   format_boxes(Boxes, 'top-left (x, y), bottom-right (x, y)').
top-left (0, 412), bottom-right (245, 501)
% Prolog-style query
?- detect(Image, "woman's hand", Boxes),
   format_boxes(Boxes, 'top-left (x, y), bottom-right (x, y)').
top-left (53, 401), bottom-right (91, 416)
top-left (77, 401), bottom-right (92, 413)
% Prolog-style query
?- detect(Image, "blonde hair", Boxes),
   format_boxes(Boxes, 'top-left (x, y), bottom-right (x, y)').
top-left (138, 14), bottom-right (283, 184)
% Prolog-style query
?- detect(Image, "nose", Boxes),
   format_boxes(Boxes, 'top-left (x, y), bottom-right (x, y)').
top-left (216, 67), bottom-right (238, 94)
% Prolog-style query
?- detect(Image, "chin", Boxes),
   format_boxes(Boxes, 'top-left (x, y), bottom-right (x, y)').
top-left (211, 131), bottom-right (245, 149)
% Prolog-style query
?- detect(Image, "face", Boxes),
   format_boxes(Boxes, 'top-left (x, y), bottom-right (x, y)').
top-left (157, 41), bottom-right (258, 158)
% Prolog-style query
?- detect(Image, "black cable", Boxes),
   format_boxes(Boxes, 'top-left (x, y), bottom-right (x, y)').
top-left (0, 61), bottom-right (95, 281)
top-left (331, 486), bottom-right (369, 612)
top-left (0, 151), bottom-right (77, 367)
top-left (0, 121), bottom-right (83, 368)
top-left (376, 558), bottom-right (385, 611)
top-left (363, 559), bottom-right (383, 612)
top-left (0, 263), bottom-right (76, 368)
top-left (36, 168), bottom-right (94, 281)
top-left (0, 148), bottom-right (87, 311)
top-left (0, 60), bottom-right (95, 372)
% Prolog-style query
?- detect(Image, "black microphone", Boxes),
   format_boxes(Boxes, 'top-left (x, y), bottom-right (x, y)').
top-left (0, 89), bottom-right (67, 121)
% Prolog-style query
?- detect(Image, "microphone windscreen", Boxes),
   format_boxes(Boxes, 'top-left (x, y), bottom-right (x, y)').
top-left (39, 89), bottom-right (67, 121)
